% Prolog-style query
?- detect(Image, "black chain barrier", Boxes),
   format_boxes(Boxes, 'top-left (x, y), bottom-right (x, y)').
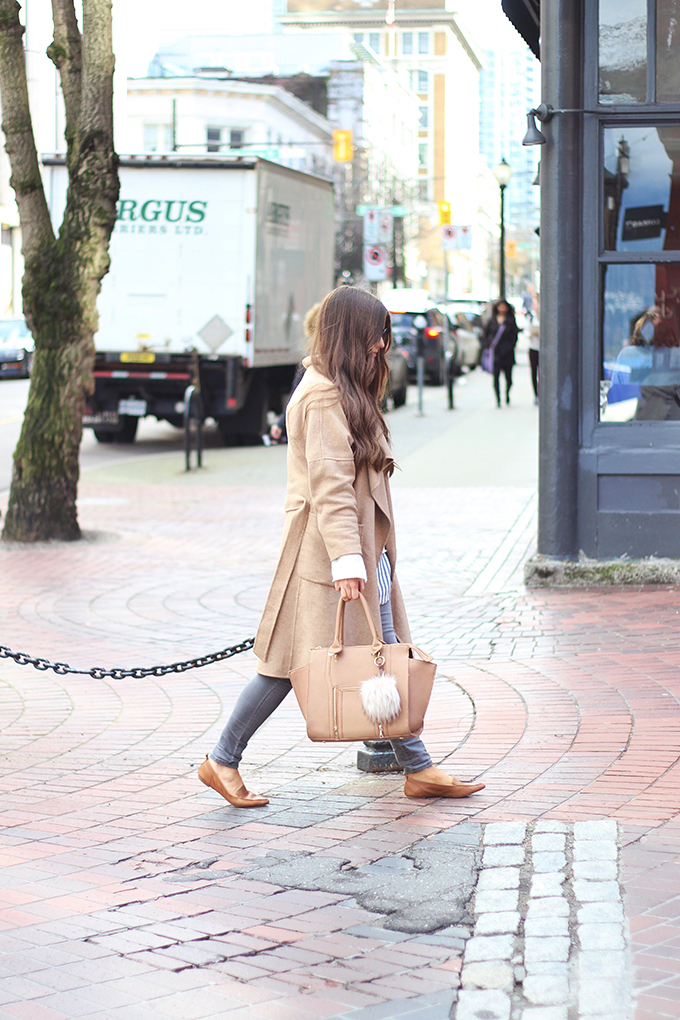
top-left (0, 638), bottom-right (255, 681)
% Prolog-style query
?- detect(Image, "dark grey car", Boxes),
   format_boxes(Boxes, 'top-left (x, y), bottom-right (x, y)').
top-left (0, 319), bottom-right (34, 379)
top-left (389, 307), bottom-right (449, 385)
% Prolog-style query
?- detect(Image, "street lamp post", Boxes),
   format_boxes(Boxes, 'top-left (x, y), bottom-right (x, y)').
top-left (493, 158), bottom-right (513, 299)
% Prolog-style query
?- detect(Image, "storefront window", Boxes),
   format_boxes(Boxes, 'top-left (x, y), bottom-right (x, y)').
top-left (600, 0), bottom-right (680, 104)
top-left (603, 126), bottom-right (680, 251)
top-left (657, 0), bottom-right (680, 102)
top-left (599, 0), bottom-right (647, 104)
top-left (601, 263), bottom-right (680, 420)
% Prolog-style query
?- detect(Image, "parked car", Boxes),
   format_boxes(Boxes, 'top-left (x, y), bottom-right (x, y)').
top-left (0, 319), bottom-right (34, 379)
top-left (443, 300), bottom-right (489, 369)
top-left (443, 308), bottom-right (483, 372)
top-left (382, 289), bottom-right (450, 385)
top-left (445, 298), bottom-right (488, 329)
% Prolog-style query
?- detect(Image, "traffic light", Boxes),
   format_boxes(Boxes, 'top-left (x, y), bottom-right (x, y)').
top-left (333, 130), bottom-right (353, 162)
top-left (438, 200), bottom-right (451, 225)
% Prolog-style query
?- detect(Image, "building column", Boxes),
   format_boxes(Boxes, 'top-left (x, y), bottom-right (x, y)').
top-left (537, 0), bottom-right (583, 558)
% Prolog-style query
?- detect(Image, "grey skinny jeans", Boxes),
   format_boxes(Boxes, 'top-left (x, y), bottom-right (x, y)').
top-left (211, 598), bottom-right (433, 774)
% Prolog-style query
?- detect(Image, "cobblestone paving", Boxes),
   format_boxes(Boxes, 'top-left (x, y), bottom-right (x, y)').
top-left (1, 475), bottom-right (680, 1019)
top-left (458, 820), bottom-right (632, 1020)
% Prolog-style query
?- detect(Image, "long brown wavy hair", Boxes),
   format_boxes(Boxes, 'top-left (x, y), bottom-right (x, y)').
top-left (309, 286), bottom-right (392, 474)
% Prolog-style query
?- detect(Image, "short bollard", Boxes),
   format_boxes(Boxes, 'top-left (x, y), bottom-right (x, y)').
top-left (356, 740), bottom-right (402, 773)
top-left (184, 383), bottom-right (203, 472)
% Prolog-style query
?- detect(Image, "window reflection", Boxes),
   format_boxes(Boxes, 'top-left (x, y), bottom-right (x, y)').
top-left (601, 264), bottom-right (680, 420)
top-left (657, 0), bottom-right (680, 103)
top-left (599, 0), bottom-right (647, 104)
top-left (603, 126), bottom-right (680, 251)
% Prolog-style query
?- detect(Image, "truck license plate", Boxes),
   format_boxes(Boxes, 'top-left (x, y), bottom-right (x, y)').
top-left (84, 410), bottom-right (119, 426)
top-left (120, 352), bottom-right (155, 363)
top-left (118, 398), bottom-right (147, 416)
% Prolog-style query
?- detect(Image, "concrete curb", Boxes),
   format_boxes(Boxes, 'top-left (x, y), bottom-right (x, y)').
top-left (524, 554), bottom-right (680, 587)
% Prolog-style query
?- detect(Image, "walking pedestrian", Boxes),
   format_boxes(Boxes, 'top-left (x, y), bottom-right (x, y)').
top-left (481, 300), bottom-right (520, 407)
top-left (198, 286), bottom-right (485, 807)
top-left (269, 303), bottom-right (321, 443)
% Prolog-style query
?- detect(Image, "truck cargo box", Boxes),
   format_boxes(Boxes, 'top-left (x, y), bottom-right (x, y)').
top-left (44, 155), bottom-right (335, 442)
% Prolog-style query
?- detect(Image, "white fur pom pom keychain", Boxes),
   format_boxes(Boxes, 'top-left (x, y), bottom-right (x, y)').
top-left (360, 672), bottom-right (401, 724)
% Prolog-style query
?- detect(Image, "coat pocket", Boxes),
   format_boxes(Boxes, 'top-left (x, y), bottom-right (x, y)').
top-left (283, 494), bottom-right (307, 513)
top-left (297, 514), bottom-right (334, 585)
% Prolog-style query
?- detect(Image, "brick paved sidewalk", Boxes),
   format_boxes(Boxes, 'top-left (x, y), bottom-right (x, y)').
top-left (1, 470), bottom-right (680, 1019)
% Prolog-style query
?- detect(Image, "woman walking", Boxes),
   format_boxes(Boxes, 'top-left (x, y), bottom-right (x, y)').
top-left (482, 300), bottom-right (520, 407)
top-left (198, 287), bottom-right (485, 807)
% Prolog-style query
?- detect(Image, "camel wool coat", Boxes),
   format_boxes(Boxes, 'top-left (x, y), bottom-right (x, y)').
top-left (254, 360), bottom-right (410, 678)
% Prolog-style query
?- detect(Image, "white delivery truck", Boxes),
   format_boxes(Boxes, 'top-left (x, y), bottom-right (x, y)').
top-left (44, 156), bottom-right (335, 443)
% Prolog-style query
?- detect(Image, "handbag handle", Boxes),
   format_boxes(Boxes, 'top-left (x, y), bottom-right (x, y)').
top-left (329, 592), bottom-right (384, 658)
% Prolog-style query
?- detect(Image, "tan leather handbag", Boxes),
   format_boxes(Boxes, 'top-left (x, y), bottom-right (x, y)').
top-left (289, 593), bottom-right (436, 742)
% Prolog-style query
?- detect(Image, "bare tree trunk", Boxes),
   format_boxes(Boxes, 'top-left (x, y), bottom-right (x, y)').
top-left (0, 0), bottom-right (118, 541)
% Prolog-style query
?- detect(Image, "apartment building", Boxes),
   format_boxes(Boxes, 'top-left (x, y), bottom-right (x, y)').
top-left (127, 77), bottom-right (334, 180)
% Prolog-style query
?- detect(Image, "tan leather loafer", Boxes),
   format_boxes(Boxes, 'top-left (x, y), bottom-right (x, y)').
top-left (197, 755), bottom-right (269, 807)
top-left (404, 774), bottom-right (485, 799)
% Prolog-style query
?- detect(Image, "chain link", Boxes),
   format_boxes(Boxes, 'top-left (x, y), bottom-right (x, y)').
top-left (0, 638), bottom-right (255, 680)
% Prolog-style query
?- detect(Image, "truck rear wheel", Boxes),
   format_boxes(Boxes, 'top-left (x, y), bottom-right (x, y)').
top-left (93, 429), bottom-right (115, 444)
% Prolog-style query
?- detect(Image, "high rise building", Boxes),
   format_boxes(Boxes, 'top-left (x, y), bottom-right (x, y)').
top-left (279, 1), bottom-right (498, 296)
top-left (279, 0), bottom-right (482, 207)
top-left (479, 45), bottom-right (541, 235)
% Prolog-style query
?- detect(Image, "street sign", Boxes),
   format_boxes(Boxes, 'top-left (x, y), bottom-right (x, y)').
top-left (364, 208), bottom-right (379, 244)
top-left (442, 224), bottom-right (472, 250)
top-left (357, 204), bottom-right (406, 217)
top-left (363, 208), bottom-right (394, 245)
top-left (363, 244), bottom-right (387, 281)
top-left (378, 210), bottom-right (393, 244)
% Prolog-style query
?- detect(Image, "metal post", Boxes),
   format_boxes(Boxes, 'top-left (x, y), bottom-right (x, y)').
top-left (357, 740), bottom-right (401, 773)
top-left (172, 98), bottom-right (177, 152)
top-left (183, 383), bottom-right (193, 471)
top-left (537, 0), bottom-right (582, 559)
top-left (499, 184), bottom-right (506, 299)
top-left (184, 384), bottom-right (204, 472)
top-left (447, 357), bottom-right (455, 410)
top-left (196, 394), bottom-right (203, 468)
top-left (393, 214), bottom-right (404, 286)
top-left (416, 356), bottom-right (425, 415)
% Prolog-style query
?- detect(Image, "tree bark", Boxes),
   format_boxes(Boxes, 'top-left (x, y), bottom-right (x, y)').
top-left (0, 0), bottom-right (118, 541)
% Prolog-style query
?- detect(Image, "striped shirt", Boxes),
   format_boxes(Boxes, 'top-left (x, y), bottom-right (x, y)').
top-left (377, 549), bottom-right (392, 605)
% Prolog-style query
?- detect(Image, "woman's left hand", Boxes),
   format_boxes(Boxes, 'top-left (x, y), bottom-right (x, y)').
top-left (334, 577), bottom-right (365, 601)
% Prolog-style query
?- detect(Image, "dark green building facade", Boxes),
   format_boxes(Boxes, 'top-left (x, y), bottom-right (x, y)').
top-left (506, 0), bottom-right (680, 559)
